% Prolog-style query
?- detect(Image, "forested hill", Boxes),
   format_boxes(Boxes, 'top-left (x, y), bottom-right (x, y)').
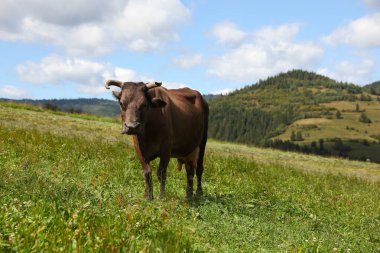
top-left (364, 81), bottom-right (380, 95)
top-left (211, 70), bottom-right (362, 114)
top-left (209, 70), bottom-right (367, 144)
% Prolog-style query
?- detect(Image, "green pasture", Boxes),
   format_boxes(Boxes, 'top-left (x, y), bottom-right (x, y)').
top-left (1, 102), bottom-right (379, 252)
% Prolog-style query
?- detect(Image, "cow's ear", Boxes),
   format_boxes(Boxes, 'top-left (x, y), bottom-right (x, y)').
top-left (112, 91), bottom-right (121, 100)
top-left (151, 98), bottom-right (166, 108)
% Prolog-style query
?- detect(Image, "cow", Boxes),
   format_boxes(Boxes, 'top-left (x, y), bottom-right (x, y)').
top-left (105, 80), bottom-right (209, 200)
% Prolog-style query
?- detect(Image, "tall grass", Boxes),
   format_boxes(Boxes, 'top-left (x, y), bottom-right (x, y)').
top-left (0, 105), bottom-right (379, 252)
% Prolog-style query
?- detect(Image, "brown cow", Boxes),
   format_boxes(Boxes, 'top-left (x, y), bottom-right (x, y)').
top-left (105, 80), bottom-right (208, 200)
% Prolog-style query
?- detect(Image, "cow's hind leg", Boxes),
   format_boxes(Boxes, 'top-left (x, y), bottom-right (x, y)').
top-left (157, 157), bottom-right (169, 198)
top-left (196, 125), bottom-right (207, 196)
top-left (195, 162), bottom-right (203, 196)
top-left (185, 162), bottom-right (195, 199)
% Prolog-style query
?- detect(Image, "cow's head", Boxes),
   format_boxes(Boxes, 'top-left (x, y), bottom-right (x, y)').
top-left (105, 80), bottom-right (166, 135)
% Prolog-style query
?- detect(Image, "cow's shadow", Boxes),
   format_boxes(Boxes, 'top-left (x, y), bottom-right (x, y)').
top-left (186, 192), bottom-right (235, 207)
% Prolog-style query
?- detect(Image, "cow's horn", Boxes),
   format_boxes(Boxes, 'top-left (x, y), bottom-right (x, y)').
top-left (105, 80), bottom-right (123, 89)
top-left (146, 81), bottom-right (162, 90)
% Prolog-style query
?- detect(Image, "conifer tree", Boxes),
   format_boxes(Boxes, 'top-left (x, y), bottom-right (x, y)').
top-left (359, 113), bottom-right (371, 123)
top-left (319, 139), bottom-right (324, 150)
top-left (296, 131), bottom-right (304, 141)
top-left (336, 110), bottom-right (342, 119)
top-left (290, 130), bottom-right (296, 141)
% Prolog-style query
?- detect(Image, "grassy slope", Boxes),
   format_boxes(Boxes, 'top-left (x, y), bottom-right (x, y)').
top-left (274, 100), bottom-right (380, 161)
top-left (0, 98), bottom-right (120, 117)
top-left (276, 100), bottom-right (380, 141)
top-left (1, 102), bottom-right (380, 252)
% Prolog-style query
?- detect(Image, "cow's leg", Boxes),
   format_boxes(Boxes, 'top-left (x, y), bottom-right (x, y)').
top-left (196, 162), bottom-right (203, 196)
top-left (157, 157), bottom-right (169, 198)
top-left (132, 136), bottom-right (154, 200)
top-left (185, 162), bottom-right (195, 199)
top-left (142, 163), bottom-right (153, 200)
top-left (196, 122), bottom-right (207, 197)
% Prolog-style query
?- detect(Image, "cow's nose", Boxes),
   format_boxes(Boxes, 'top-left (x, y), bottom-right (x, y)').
top-left (126, 122), bottom-right (140, 130)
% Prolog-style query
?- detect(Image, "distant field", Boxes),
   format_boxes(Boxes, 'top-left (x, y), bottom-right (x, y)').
top-left (290, 118), bottom-right (331, 125)
top-left (1, 101), bottom-right (379, 252)
top-left (273, 100), bottom-right (380, 162)
top-left (276, 100), bottom-right (380, 142)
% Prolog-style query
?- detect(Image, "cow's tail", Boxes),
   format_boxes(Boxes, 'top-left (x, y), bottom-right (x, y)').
top-left (196, 100), bottom-right (209, 195)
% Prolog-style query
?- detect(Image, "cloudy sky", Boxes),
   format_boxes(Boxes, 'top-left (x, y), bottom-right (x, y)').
top-left (1, 0), bottom-right (380, 99)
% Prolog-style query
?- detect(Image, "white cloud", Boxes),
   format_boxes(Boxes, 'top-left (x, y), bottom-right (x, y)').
top-left (0, 0), bottom-right (190, 55)
top-left (317, 57), bottom-right (375, 85)
top-left (208, 23), bottom-right (323, 82)
top-left (15, 55), bottom-right (192, 95)
top-left (115, 0), bottom-right (191, 52)
top-left (173, 54), bottom-right (204, 69)
top-left (210, 21), bottom-right (246, 45)
top-left (0, 0), bottom-right (124, 29)
top-left (162, 81), bottom-right (188, 89)
top-left (362, 0), bottom-right (380, 8)
top-left (0, 85), bottom-right (29, 98)
top-left (10, 18), bottom-right (112, 55)
top-left (253, 23), bottom-right (300, 44)
top-left (16, 55), bottom-right (145, 95)
top-left (0, 0), bottom-right (123, 44)
top-left (324, 13), bottom-right (380, 48)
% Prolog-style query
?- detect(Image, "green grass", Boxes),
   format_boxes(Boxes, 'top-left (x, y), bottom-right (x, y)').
top-left (1, 103), bottom-right (380, 252)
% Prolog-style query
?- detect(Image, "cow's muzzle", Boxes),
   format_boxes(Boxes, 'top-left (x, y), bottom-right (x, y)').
top-left (122, 122), bottom-right (141, 135)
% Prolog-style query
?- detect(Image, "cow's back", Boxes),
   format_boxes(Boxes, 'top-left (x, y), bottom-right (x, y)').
top-left (155, 87), bottom-right (208, 157)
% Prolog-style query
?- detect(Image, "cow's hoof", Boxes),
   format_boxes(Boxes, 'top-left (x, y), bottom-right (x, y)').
top-left (144, 192), bottom-right (154, 200)
top-left (186, 193), bottom-right (194, 201)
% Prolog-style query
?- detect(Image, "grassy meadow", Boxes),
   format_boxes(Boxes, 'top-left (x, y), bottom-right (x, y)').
top-left (1, 101), bottom-right (380, 252)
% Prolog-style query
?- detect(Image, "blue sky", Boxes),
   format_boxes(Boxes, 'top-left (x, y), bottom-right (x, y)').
top-left (1, 0), bottom-right (380, 100)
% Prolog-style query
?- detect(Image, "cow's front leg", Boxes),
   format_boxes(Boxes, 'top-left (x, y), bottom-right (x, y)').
top-left (157, 157), bottom-right (169, 198)
top-left (142, 163), bottom-right (153, 200)
top-left (185, 162), bottom-right (195, 200)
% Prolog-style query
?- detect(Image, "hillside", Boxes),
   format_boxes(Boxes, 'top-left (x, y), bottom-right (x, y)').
top-left (364, 81), bottom-right (380, 95)
top-left (0, 98), bottom-right (119, 117)
top-left (208, 70), bottom-right (380, 162)
top-left (1, 101), bottom-right (379, 251)
top-left (2, 70), bottom-right (380, 163)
